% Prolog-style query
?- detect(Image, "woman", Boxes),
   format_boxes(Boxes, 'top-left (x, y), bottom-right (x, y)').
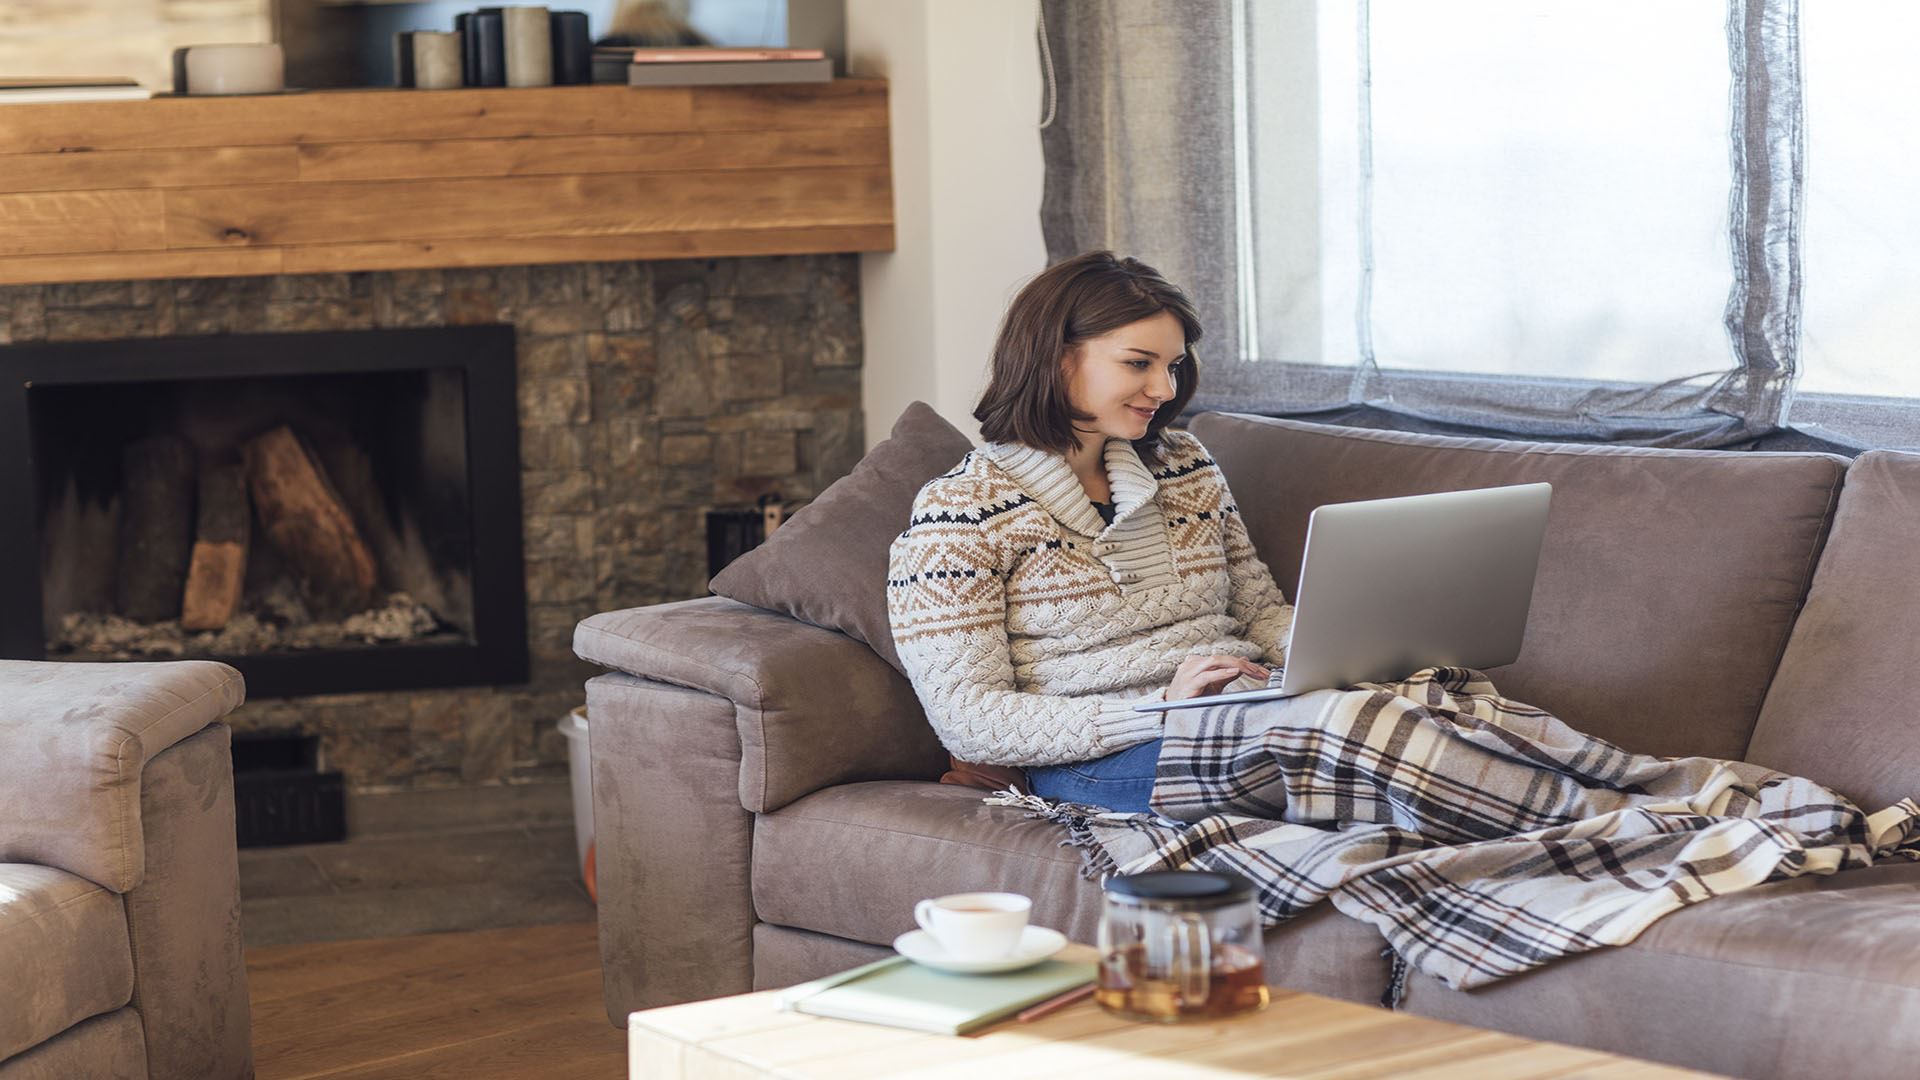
top-left (885, 251), bottom-right (1294, 813)
top-left (890, 265), bottom-right (1920, 990)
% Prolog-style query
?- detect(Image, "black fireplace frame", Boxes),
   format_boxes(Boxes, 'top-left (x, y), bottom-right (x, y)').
top-left (0, 325), bottom-right (530, 698)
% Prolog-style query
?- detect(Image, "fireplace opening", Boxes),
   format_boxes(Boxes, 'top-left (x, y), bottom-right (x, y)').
top-left (1, 327), bottom-right (528, 698)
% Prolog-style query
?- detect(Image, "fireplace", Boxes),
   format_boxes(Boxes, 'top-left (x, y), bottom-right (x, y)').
top-left (0, 326), bottom-right (528, 698)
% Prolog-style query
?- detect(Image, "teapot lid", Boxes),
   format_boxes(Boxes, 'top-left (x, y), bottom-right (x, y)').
top-left (1103, 870), bottom-right (1254, 905)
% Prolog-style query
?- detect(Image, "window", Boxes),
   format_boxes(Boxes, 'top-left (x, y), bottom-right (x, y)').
top-left (1798, 1), bottom-right (1920, 401)
top-left (1201, 0), bottom-right (1917, 446)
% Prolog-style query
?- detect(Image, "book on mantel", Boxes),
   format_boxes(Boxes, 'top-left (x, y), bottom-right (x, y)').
top-left (776, 955), bottom-right (1097, 1036)
top-left (616, 47), bottom-right (826, 63)
top-left (617, 58), bottom-right (832, 87)
top-left (0, 76), bottom-right (151, 104)
top-left (591, 45), bottom-right (832, 86)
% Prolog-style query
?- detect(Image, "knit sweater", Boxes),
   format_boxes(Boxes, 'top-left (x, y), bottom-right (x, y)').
top-left (885, 429), bottom-right (1295, 767)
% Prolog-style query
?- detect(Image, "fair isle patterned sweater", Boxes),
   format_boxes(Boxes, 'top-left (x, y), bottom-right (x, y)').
top-left (886, 430), bottom-right (1295, 767)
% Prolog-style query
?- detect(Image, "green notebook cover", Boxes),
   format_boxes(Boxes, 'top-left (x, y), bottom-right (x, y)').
top-left (778, 955), bottom-right (1097, 1035)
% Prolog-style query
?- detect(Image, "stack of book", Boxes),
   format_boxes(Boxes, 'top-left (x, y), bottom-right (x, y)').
top-left (0, 76), bottom-right (151, 105)
top-left (592, 47), bottom-right (831, 88)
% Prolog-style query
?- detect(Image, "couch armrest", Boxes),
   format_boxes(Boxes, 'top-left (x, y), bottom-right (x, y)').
top-left (0, 660), bottom-right (245, 893)
top-left (575, 596), bottom-right (946, 813)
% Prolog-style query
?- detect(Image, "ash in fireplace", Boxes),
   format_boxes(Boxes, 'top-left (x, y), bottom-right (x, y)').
top-left (49, 587), bottom-right (457, 660)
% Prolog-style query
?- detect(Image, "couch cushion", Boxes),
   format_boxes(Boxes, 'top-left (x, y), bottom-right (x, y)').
top-left (0, 864), bottom-right (134, 1063)
top-left (751, 923), bottom-right (892, 992)
top-left (1746, 451), bottom-right (1920, 811)
top-left (0, 660), bottom-right (245, 893)
top-left (0, 1009), bottom-right (146, 1080)
top-left (1397, 860), bottom-right (1920, 1079)
top-left (709, 401), bottom-right (976, 675)
top-left (751, 781), bottom-right (1394, 1004)
top-left (1190, 412), bottom-right (1846, 761)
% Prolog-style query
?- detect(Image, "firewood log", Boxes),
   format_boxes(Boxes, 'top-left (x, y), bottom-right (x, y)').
top-left (115, 436), bottom-right (194, 621)
top-left (242, 425), bottom-right (377, 616)
top-left (180, 464), bottom-right (250, 631)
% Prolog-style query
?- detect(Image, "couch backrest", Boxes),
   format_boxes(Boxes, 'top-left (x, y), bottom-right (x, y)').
top-left (1745, 450), bottom-right (1920, 809)
top-left (1189, 412), bottom-right (1847, 760)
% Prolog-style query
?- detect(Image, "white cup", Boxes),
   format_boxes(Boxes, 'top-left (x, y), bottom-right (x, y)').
top-left (182, 43), bottom-right (285, 96)
top-left (913, 892), bottom-right (1031, 960)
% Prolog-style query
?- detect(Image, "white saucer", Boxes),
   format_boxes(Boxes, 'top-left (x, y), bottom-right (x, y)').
top-left (893, 925), bottom-right (1068, 974)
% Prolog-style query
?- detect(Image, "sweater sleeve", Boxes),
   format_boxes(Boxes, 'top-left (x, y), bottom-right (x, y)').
top-left (1221, 484), bottom-right (1294, 670)
top-left (886, 507), bottom-right (1163, 767)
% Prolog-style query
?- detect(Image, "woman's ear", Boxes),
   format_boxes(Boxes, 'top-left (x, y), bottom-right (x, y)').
top-left (1058, 343), bottom-right (1081, 380)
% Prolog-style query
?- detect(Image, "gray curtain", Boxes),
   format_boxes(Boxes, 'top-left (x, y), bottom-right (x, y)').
top-left (1038, 0), bottom-right (1244, 367)
top-left (1039, 0), bottom-right (1806, 449)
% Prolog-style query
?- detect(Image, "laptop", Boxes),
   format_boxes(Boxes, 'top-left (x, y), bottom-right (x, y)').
top-left (1138, 482), bottom-right (1553, 711)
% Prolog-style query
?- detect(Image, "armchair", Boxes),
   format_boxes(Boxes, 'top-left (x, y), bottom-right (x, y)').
top-left (0, 660), bottom-right (253, 1080)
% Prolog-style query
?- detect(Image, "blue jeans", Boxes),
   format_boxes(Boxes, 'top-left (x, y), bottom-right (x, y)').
top-left (1026, 738), bottom-right (1163, 813)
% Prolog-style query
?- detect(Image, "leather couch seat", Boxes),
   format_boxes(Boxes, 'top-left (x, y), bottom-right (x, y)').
top-left (0, 864), bottom-right (133, 1062)
top-left (1399, 859), bottom-right (1920, 1078)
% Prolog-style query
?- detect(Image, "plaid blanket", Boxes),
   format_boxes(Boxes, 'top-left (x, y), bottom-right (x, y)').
top-left (988, 668), bottom-right (1920, 996)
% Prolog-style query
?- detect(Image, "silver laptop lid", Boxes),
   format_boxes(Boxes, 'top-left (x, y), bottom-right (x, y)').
top-left (1277, 482), bottom-right (1553, 697)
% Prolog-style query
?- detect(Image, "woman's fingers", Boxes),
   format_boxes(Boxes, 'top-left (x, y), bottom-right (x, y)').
top-left (1176, 658), bottom-right (1269, 684)
top-left (1165, 655), bottom-right (1276, 703)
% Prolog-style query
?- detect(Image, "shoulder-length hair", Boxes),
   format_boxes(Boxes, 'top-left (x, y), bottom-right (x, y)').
top-left (974, 251), bottom-right (1202, 468)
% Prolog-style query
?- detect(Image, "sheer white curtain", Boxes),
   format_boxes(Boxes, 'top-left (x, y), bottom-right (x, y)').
top-left (1042, 0), bottom-right (1920, 448)
top-left (1248, 1), bottom-right (1731, 386)
top-left (1360, 2), bottom-right (1730, 385)
top-left (1798, 1), bottom-right (1920, 401)
top-left (1232, 0), bottom-right (1802, 445)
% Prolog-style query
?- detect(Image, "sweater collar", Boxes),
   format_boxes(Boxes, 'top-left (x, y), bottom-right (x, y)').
top-left (981, 438), bottom-right (1159, 536)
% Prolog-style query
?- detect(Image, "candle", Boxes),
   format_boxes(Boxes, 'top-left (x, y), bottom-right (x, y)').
top-left (393, 31), bottom-right (416, 87)
top-left (550, 11), bottom-right (592, 85)
top-left (181, 43), bottom-right (285, 96)
top-left (503, 7), bottom-right (554, 88)
top-left (413, 31), bottom-right (464, 90)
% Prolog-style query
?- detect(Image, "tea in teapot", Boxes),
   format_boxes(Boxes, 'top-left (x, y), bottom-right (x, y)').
top-left (1095, 870), bottom-right (1269, 1023)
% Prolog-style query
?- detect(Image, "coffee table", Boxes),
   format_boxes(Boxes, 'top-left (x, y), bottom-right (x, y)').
top-left (628, 945), bottom-right (1715, 1078)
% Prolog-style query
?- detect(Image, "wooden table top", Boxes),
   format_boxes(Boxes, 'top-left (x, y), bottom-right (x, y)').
top-left (627, 945), bottom-right (1714, 1079)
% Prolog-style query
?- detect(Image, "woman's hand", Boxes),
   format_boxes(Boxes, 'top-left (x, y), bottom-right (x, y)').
top-left (1165, 655), bottom-right (1272, 702)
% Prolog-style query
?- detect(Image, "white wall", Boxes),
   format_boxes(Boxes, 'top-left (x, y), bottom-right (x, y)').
top-left (846, 0), bottom-right (1048, 447)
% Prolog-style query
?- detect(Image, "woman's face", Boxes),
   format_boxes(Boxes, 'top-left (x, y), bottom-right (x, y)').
top-left (1062, 311), bottom-right (1186, 446)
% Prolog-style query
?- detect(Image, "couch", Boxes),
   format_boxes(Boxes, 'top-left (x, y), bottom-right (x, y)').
top-left (0, 660), bottom-right (253, 1080)
top-left (576, 410), bottom-right (1920, 1079)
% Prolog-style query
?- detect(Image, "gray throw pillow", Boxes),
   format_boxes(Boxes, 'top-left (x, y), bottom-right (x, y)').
top-left (709, 401), bottom-right (975, 674)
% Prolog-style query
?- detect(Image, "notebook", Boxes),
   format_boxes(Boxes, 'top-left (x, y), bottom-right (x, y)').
top-left (777, 955), bottom-right (1097, 1035)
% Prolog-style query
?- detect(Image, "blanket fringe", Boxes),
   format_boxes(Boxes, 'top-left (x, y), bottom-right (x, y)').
top-left (982, 787), bottom-right (1123, 881)
top-left (1380, 946), bottom-right (1410, 1009)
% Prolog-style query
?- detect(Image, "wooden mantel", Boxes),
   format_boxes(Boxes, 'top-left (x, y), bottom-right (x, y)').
top-left (0, 81), bottom-right (892, 286)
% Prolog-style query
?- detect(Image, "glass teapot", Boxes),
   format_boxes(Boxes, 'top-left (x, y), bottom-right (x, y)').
top-left (1095, 870), bottom-right (1269, 1022)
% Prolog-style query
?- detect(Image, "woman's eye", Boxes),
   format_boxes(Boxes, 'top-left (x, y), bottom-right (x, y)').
top-left (1127, 360), bottom-right (1151, 370)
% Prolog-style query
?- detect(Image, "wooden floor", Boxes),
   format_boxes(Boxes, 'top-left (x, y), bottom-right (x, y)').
top-left (247, 922), bottom-right (625, 1079)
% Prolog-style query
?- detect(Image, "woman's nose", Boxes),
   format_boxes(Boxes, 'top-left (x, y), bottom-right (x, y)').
top-left (1152, 368), bottom-right (1177, 400)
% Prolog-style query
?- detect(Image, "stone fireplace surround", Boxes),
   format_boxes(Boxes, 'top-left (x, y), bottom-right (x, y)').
top-left (0, 254), bottom-right (864, 791)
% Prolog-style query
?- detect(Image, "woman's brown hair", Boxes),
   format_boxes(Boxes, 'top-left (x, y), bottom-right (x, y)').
top-left (974, 251), bottom-right (1202, 467)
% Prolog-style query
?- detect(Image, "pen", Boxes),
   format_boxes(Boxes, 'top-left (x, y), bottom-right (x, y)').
top-left (1016, 981), bottom-right (1096, 1021)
